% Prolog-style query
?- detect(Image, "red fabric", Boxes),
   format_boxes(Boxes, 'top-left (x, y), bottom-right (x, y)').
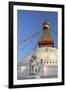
top-left (38, 40), bottom-right (54, 45)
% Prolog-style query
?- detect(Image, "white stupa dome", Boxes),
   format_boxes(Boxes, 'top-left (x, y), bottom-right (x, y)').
top-left (18, 47), bottom-right (58, 79)
top-left (22, 47), bottom-right (58, 66)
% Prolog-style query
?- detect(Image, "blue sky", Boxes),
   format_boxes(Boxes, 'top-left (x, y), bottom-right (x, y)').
top-left (17, 10), bottom-right (58, 63)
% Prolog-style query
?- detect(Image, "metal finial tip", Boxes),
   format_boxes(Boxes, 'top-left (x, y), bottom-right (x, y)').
top-left (43, 21), bottom-right (49, 26)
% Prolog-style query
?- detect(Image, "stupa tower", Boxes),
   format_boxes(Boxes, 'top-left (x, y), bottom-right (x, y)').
top-left (38, 21), bottom-right (54, 47)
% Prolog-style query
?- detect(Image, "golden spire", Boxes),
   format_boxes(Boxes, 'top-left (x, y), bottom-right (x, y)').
top-left (38, 21), bottom-right (54, 47)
